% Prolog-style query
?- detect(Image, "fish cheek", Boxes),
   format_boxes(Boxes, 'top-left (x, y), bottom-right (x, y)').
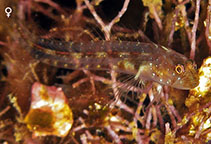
top-left (177, 69), bottom-right (199, 89)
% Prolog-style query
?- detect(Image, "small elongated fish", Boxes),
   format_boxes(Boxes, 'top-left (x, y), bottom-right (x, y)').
top-left (30, 38), bottom-right (199, 90)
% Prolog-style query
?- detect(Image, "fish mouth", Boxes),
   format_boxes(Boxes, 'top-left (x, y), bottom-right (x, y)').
top-left (171, 75), bottom-right (199, 90)
top-left (171, 81), bottom-right (194, 90)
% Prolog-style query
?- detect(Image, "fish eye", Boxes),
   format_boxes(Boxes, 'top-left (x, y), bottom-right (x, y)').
top-left (175, 64), bottom-right (185, 74)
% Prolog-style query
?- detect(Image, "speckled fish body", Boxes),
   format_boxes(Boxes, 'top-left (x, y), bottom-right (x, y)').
top-left (32, 39), bottom-right (199, 90)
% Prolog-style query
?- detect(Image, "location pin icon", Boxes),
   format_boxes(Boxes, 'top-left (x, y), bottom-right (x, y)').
top-left (5, 7), bottom-right (12, 18)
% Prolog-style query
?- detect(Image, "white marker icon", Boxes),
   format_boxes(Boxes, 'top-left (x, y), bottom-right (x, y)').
top-left (5, 7), bottom-right (12, 18)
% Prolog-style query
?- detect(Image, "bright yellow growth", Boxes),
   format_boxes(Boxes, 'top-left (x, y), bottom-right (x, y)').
top-left (185, 57), bottom-right (211, 142)
top-left (186, 57), bottom-right (211, 107)
top-left (24, 82), bottom-right (73, 137)
top-left (142, 0), bottom-right (163, 18)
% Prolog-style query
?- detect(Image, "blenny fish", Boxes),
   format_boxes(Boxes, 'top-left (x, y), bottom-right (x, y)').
top-left (30, 38), bottom-right (199, 90)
